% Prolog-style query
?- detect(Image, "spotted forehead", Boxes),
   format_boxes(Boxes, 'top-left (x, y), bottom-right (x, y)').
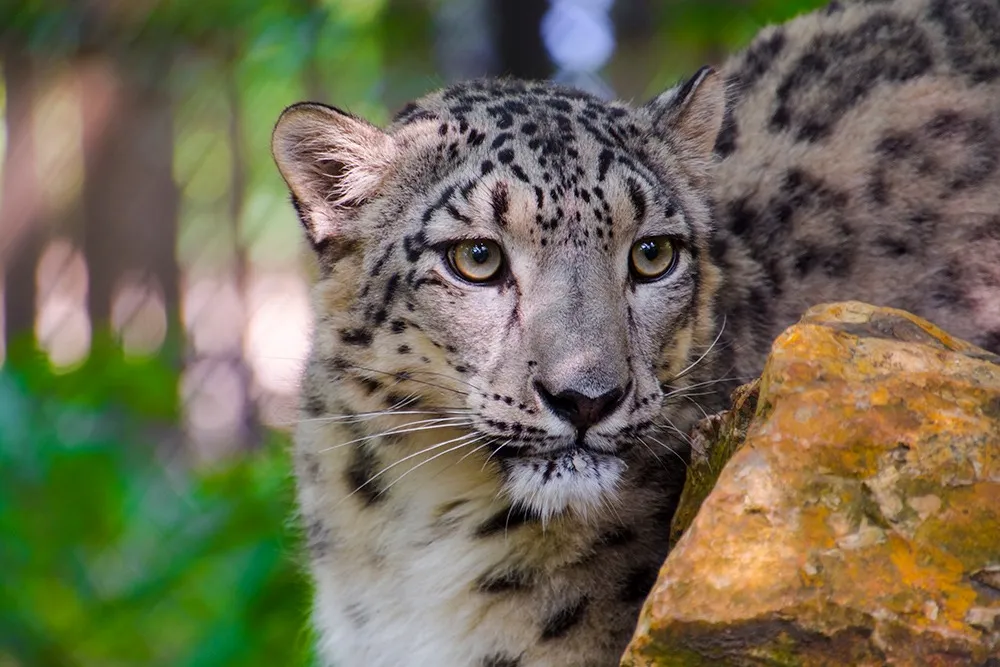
top-left (391, 79), bottom-right (652, 167)
top-left (393, 79), bottom-right (681, 237)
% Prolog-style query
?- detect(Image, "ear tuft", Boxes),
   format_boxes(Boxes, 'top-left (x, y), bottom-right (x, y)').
top-left (646, 66), bottom-right (726, 163)
top-left (271, 103), bottom-right (395, 249)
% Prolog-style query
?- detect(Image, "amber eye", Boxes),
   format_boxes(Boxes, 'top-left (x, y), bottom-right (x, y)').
top-left (629, 236), bottom-right (677, 281)
top-left (447, 239), bottom-right (505, 283)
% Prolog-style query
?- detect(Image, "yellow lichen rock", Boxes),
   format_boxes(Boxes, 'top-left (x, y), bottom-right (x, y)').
top-left (622, 302), bottom-right (1000, 667)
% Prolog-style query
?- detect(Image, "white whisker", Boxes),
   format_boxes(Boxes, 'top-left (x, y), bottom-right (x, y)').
top-left (667, 314), bottom-right (727, 382)
top-left (398, 368), bottom-right (488, 394)
top-left (374, 434), bottom-right (492, 499)
top-left (663, 389), bottom-right (720, 402)
top-left (457, 438), bottom-right (496, 464)
top-left (504, 503), bottom-right (517, 539)
top-left (661, 375), bottom-right (751, 398)
top-left (341, 431), bottom-right (484, 504)
top-left (317, 418), bottom-right (474, 454)
top-left (635, 437), bottom-right (666, 468)
top-left (482, 439), bottom-right (512, 472)
top-left (599, 490), bottom-right (625, 526)
top-left (381, 392), bottom-right (420, 411)
top-left (684, 395), bottom-right (711, 420)
top-left (348, 362), bottom-right (472, 396)
top-left (285, 409), bottom-right (474, 427)
top-left (645, 432), bottom-right (689, 468)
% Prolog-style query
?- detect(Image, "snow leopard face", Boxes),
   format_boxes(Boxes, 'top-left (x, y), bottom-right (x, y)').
top-left (273, 69), bottom-right (724, 519)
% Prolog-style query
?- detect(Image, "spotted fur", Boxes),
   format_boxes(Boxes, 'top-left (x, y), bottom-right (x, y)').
top-left (272, 1), bottom-right (1000, 665)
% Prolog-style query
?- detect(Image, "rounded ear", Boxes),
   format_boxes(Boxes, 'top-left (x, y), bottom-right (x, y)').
top-left (645, 66), bottom-right (726, 164)
top-left (271, 103), bottom-right (396, 252)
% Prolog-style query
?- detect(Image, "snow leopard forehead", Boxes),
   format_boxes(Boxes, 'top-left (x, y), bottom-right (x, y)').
top-left (375, 76), bottom-right (717, 264)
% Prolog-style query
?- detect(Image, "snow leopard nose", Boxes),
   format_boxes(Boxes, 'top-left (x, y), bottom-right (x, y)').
top-left (534, 380), bottom-right (630, 433)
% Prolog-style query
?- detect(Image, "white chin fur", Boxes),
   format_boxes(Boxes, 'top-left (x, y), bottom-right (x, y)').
top-left (501, 449), bottom-right (625, 523)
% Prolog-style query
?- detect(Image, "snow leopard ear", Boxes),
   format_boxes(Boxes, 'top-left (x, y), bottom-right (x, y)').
top-left (646, 66), bottom-right (726, 164)
top-left (272, 102), bottom-right (396, 252)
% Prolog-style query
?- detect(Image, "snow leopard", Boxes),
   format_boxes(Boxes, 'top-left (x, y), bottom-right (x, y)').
top-left (270, 0), bottom-right (1000, 664)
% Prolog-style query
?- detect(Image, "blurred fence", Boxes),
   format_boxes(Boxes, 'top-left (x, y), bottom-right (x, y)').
top-left (0, 0), bottom-right (824, 461)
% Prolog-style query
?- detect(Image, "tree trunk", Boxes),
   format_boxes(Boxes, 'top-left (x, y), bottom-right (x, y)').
top-left (1, 45), bottom-right (45, 356)
top-left (80, 52), bottom-right (181, 363)
top-left (225, 47), bottom-right (261, 449)
top-left (491, 0), bottom-right (550, 80)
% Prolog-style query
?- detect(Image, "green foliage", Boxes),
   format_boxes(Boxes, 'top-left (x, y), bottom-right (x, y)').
top-left (6, 333), bottom-right (181, 422)
top-left (0, 360), bottom-right (313, 667)
top-left (639, 0), bottom-right (830, 94)
top-left (4, 0), bottom-right (333, 54)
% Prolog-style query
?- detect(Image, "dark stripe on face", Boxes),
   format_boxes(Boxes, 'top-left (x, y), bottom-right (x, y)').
top-left (403, 229), bottom-right (428, 262)
top-left (340, 328), bottom-right (374, 346)
top-left (626, 177), bottom-right (647, 222)
top-left (481, 653), bottom-right (521, 667)
top-left (491, 183), bottom-right (510, 228)
top-left (302, 390), bottom-right (326, 416)
top-left (373, 272), bottom-right (402, 327)
top-left (369, 242), bottom-right (396, 276)
top-left (597, 149), bottom-right (614, 181)
top-left (345, 443), bottom-right (386, 506)
top-left (540, 597), bottom-right (589, 640)
top-left (476, 567), bottom-right (533, 594)
top-left (474, 504), bottom-right (535, 537)
top-left (446, 202), bottom-right (472, 224)
top-left (422, 185), bottom-right (458, 223)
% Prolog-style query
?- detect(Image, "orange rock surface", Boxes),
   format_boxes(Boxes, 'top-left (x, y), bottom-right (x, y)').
top-left (622, 302), bottom-right (1000, 667)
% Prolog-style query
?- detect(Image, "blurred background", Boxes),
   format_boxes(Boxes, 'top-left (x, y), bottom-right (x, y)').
top-left (0, 0), bottom-right (824, 664)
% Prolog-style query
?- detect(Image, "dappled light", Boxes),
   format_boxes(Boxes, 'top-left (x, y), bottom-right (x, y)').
top-left (244, 268), bottom-right (311, 398)
top-left (112, 273), bottom-right (168, 358)
top-left (182, 355), bottom-right (251, 460)
top-left (36, 237), bottom-right (90, 370)
top-left (183, 274), bottom-right (245, 355)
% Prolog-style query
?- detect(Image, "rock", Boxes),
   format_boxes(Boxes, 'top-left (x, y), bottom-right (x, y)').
top-left (622, 302), bottom-right (1000, 667)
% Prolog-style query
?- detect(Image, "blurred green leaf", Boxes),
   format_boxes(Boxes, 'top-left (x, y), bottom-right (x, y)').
top-left (0, 365), bottom-right (313, 667)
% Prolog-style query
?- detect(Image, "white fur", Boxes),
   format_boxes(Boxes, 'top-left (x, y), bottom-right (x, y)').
top-left (309, 131), bottom-right (396, 208)
top-left (298, 419), bottom-right (606, 667)
top-left (501, 451), bottom-right (626, 523)
top-left (273, 104), bottom-right (397, 241)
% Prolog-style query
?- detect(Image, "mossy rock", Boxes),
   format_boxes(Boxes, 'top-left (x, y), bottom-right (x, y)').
top-left (624, 302), bottom-right (1000, 667)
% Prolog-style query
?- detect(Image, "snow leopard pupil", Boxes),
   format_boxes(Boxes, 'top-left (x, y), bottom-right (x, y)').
top-left (471, 243), bottom-right (491, 264)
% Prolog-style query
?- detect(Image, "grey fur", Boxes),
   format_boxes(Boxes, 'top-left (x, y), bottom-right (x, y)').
top-left (271, 1), bottom-right (1000, 665)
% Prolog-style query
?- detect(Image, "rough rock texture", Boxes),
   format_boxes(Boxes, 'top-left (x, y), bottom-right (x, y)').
top-left (622, 301), bottom-right (1000, 667)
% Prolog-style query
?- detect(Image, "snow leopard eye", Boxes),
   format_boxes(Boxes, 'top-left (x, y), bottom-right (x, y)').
top-left (447, 239), bottom-right (505, 283)
top-left (629, 236), bottom-right (677, 281)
